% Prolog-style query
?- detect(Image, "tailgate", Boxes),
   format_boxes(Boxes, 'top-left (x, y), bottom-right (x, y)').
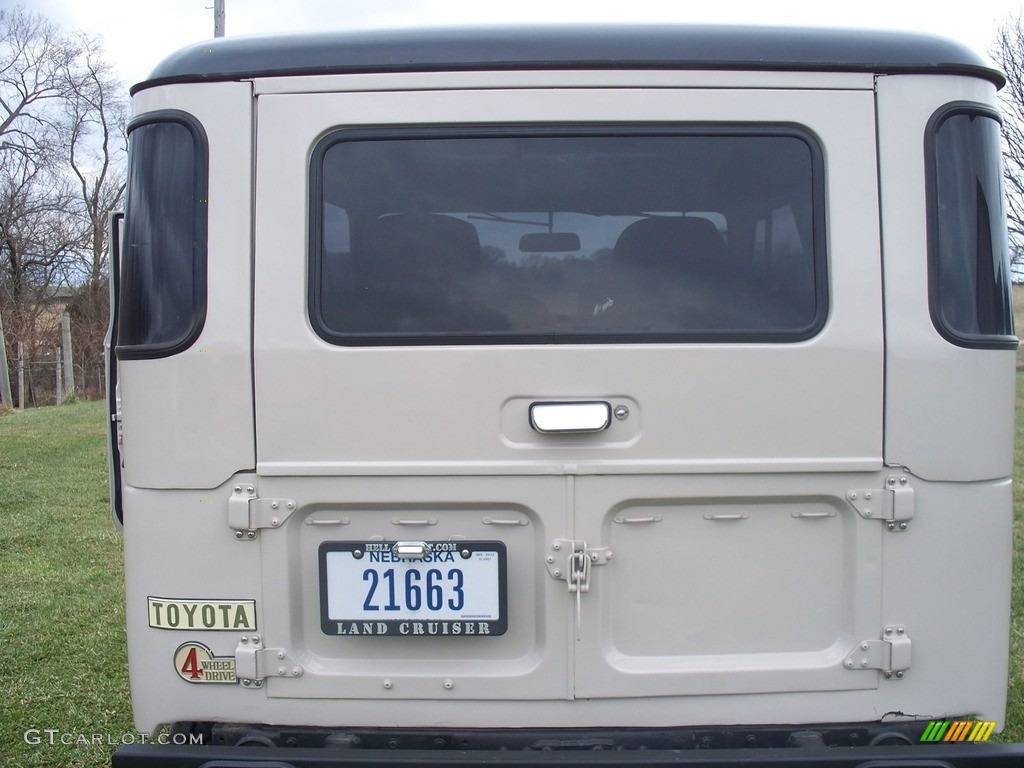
top-left (251, 81), bottom-right (884, 724)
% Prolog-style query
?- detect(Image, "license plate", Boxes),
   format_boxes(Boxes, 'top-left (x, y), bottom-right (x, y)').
top-left (319, 541), bottom-right (507, 637)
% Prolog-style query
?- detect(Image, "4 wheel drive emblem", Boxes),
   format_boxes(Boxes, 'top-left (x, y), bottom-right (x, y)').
top-left (173, 642), bottom-right (238, 684)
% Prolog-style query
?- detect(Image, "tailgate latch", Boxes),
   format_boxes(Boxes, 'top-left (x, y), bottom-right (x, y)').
top-left (844, 625), bottom-right (912, 679)
top-left (228, 484), bottom-right (296, 540)
top-left (547, 540), bottom-right (612, 638)
top-left (235, 635), bottom-right (303, 687)
top-left (546, 539), bottom-right (612, 591)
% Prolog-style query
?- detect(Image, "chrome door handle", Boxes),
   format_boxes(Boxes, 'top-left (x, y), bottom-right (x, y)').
top-left (529, 401), bottom-right (611, 434)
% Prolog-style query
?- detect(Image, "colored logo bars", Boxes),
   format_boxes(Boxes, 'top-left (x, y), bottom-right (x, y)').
top-left (920, 720), bottom-right (997, 743)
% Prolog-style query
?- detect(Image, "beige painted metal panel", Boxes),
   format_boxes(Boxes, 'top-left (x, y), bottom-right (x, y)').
top-left (119, 82), bottom-right (255, 490)
top-left (251, 69), bottom-right (876, 96)
top-left (573, 473), bottom-right (882, 699)
top-left (249, 84), bottom-right (885, 719)
top-left (256, 476), bottom-right (571, 701)
top-left (122, 480), bottom-right (1010, 732)
top-left (253, 87), bottom-right (883, 477)
top-left (876, 478), bottom-right (1012, 725)
top-left (114, 68), bottom-right (1016, 738)
top-left (122, 483), bottom-right (264, 733)
top-left (876, 74), bottom-right (1016, 482)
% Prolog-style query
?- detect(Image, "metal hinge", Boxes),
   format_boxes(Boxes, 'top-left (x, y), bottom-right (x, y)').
top-left (846, 475), bottom-right (914, 531)
top-left (234, 635), bottom-right (303, 688)
top-left (111, 412), bottom-right (123, 447)
top-left (844, 625), bottom-right (912, 678)
top-left (228, 485), bottom-right (296, 540)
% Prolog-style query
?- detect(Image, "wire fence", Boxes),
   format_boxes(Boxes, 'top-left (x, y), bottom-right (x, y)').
top-left (14, 358), bottom-right (106, 407)
top-left (1, 301), bottom-right (108, 409)
top-left (7, 345), bottom-right (105, 408)
top-left (1, 331), bottom-right (106, 409)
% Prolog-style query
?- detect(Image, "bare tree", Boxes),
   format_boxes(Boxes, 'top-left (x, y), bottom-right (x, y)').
top-left (0, 133), bottom-right (80, 402)
top-left (0, 7), bottom-right (81, 406)
top-left (0, 7), bottom-right (80, 156)
top-left (66, 35), bottom-right (126, 289)
top-left (991, 15), bottom-right (1024, 270)
top-left (64, 35), bottom-right (127, 385)
top-left (0, 6), bottom-right (128, 404)
top-left (0, 140), bottom-right (79, 303)
top-left (0, 7), bottom-right (83, 305)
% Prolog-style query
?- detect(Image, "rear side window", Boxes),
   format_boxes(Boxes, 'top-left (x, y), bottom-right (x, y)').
top-left (117, 111), bottom-right (208, 359)
top-left (310, 127), bottom-right (826, 346)
top-left (927, 106), bottom-right (1015, 348)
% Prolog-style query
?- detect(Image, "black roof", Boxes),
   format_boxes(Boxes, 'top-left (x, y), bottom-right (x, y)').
top-left (133, 24), bottom-right (1004, 95)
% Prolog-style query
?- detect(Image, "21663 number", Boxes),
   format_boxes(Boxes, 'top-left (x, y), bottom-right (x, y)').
top-left (362, 568), bottom-right (465, 612)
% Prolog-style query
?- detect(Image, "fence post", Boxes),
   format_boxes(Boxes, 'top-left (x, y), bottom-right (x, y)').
top-left (55, 350), bottom-right (63, 405)
top-left (61, 311), bottom-right (75, 401)
top-left (0, 310), bottom-right (12, 407)
top-left (17, 341), bottom-right (24, 409)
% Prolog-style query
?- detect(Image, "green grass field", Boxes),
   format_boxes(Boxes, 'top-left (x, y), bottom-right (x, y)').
top-left (0, 397), bottom-right (1022, 765)
top-left (1008, 371), bottom-right (1024, 742)
top-left (0, 401), bottom-right (131, 767)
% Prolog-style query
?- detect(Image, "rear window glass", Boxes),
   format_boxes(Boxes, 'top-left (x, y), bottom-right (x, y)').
top-left (310, 128), bottom-right (826, 345)
top-left (928, 107), bottom-right (1015, 348)
top-left (118, 112), bottom-right (208, 358)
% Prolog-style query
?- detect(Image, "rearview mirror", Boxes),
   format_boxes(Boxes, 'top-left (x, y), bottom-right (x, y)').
top-left (519, 232), bottom-right (581, 253)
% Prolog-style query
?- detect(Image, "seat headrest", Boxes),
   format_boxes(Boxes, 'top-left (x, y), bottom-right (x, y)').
top-left (360, 213), bottom-right (481, 282)
top-left (614, 216), bottom-right (726, 274)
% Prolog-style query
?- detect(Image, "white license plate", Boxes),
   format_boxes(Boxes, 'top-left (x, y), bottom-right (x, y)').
top-left (319, 541), bottom-right (507, 637)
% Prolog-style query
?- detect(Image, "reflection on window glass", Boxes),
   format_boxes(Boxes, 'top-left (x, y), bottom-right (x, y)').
top-left (930, 110), bottom-right (1015, 346)
top-left (118, 116), bottom-right (207, 356)
top-left (312, 129), bottom-right (825, 345)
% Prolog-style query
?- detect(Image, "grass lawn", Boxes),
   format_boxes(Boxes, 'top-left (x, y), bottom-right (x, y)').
top-left (1007, 371), bottom-right (1024, 742)
top-left (0, 401), bottom-right (131, 767)
top-left (0, 396), bottom-right (1022, 766)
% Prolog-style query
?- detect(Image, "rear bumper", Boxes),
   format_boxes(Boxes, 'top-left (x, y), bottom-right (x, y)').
top-left (113, 742), bottom-right (1024, 768)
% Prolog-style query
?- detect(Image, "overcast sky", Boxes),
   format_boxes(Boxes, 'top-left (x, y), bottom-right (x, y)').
top-left (19, 0), bottom-right (1024, 91)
